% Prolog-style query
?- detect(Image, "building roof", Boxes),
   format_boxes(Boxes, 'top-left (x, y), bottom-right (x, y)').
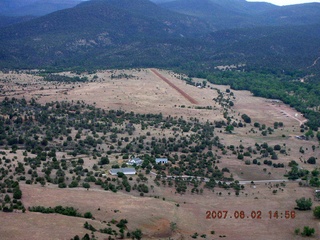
top-left (156, 158), bottom-right (168, 163)
top-left (127, 157), bottom-right (143, 165)
top-left (109, 168), bottom-right (136, 175)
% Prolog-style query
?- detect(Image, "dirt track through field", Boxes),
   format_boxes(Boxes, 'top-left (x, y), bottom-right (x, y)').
top-left (269, 104), bottom-right (307, 125)
top-left (151, 69), bottom-right (198, 104)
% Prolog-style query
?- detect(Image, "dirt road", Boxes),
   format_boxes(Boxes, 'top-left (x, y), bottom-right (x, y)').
top-left (151, 69), bottom-right (198, 104)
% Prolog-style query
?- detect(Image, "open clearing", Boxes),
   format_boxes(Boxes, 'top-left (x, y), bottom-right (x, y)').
top-left (0, 68), bottom-right (319, 239)
top-left (0, 182), bottom-right (318, 240)
top-left (0, 68), bottom-right (307, 126)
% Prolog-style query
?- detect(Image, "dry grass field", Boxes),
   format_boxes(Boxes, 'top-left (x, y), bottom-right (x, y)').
top-left (0, 68), bottom-right (319, 240)
top-left (0, 182), bottom-right (318, 240)
top-left (0, 69), bottom-right (224, 122)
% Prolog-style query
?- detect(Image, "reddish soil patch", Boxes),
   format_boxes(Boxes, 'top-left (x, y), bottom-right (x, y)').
top-left (142, 218), bottom-right (172, 238)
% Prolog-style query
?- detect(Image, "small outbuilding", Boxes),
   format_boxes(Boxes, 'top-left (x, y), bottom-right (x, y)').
top-left (315, 190), bottom-right (320, 201)
top-left (109, 168), bottom-right (136, 176)
top-left (155, 158), bottom-right (168, 164)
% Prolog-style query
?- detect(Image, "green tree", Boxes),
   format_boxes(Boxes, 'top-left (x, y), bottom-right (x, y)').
top-left (273, 144), bottom-right (281, 151)
top-left (296, 197), bottom-right (312, 210)
top-left (313, 206), bottom-right (320, 218)
top-left (241, 114), bottom-right (251, 123)
top-left (307, 157), bottom-right (316, 164)
top-left (84, 212), bottom-right (93, 219)
top-left (13, 188), bottom-right (22, 199)
top-left (82, 182), bottom-right (90, 190)
top-left (99, 156), bottom-right (109, 165)
top-left (83, 222), bottom-right (96, 232)
top-left (225, 125), bottom-right (234, 133)
top-left (77, 158), bottom-right (84, 165)
top-left (4, 194), bottom-right (11, 202)
top-left (68, 180), bottom-right (79, 188)
top-left (131, 229), bottom-right (142, 240)
top-left (82, 233), bottom-right (91, 240)
top-left (301, 226), bottom-right (315, 236)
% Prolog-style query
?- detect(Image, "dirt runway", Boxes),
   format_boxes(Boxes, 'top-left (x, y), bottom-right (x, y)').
top-left (151, 68), bottom-right (198, 104)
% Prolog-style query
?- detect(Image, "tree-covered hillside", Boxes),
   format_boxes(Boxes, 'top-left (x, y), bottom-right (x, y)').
top-left (159, 0), bottom-right (320, 29)
top-left (0, 0), bottom-right (213, 69)
top-left (0, 0), bottom-right (83, 17)
top-left (0, 0), bottom-right (319, 73)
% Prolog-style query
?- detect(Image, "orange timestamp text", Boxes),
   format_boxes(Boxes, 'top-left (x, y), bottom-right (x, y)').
top-left (206, 210), bottom-right (296, 220)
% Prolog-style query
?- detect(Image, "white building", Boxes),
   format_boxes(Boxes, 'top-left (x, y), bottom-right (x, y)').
top-left (155, 158), bottom-right (168, 164)
top-left (127, 157), bottom-right (143, 166)
top-left (109, 168), bottom-right (136, 176)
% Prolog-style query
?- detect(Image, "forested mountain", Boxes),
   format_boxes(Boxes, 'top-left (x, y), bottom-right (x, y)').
top-left (4, 0), bottom-right (320, 28)
top-left (159, 0), bottom-right (320, 29)
top-left (0, 0), bottom-right (37, 13)
top-left (207, 24), bottom-right (320, 73)
top-left (0, 0), bottom-right (213, 69)
top-left (0, 15), bottom-right (36, 28)
top-left (0, 0), bottom-right (84, 17)
top-left (0, 0), bottom-right (319, 73)
top-left (0, 0), bottom-right (319, 72)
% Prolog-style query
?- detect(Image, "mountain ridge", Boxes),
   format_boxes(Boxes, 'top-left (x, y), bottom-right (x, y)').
top-left (0, 0), bottom-right (84, 17)
top-left (159, 0), bottom-right (320, 29)
top-left (0, 0), bottom-right (214, 69)
top-left (0, 0), bottom-right (319, 74)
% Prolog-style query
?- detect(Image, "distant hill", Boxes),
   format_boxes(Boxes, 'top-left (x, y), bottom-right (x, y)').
top-left (0, 0), bottom-right (38, 13)
top-left (0, 0), bottom-right (213, 69)
top-left (0, 0), bottom-right (319, 74)
top-left (258, 3), bottom-right (320, 26)
top-left (0, 0), bottom-right (84, 17)
top-left (0, 15), bottom-right (36, 28)
top-left (159, 0), bottom-right (320, 29)
top-left (207, 24), bottom-right (320, 73)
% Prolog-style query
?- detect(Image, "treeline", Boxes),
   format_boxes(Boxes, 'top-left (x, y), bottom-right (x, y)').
top-left (43, 74), bottom-right (88, 82)
top-left (28, 205), bottom-right (93, 218)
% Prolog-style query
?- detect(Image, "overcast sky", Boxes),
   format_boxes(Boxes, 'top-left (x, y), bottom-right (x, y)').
top-left (247, 0), bottom-right (320, 5)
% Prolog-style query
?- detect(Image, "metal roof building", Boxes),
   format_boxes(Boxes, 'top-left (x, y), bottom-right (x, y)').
top-left (155, 158), bottom-right (168, 164)
top-left (109, 168), bottom-right (136, 175)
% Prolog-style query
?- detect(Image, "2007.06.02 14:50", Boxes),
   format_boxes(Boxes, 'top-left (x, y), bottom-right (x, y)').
top-left (206, 210), bottom-right (296, 219)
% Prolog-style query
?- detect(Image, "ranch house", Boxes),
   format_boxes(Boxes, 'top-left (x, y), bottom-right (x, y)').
top-left (127, 157), bottom-right (143, 166)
